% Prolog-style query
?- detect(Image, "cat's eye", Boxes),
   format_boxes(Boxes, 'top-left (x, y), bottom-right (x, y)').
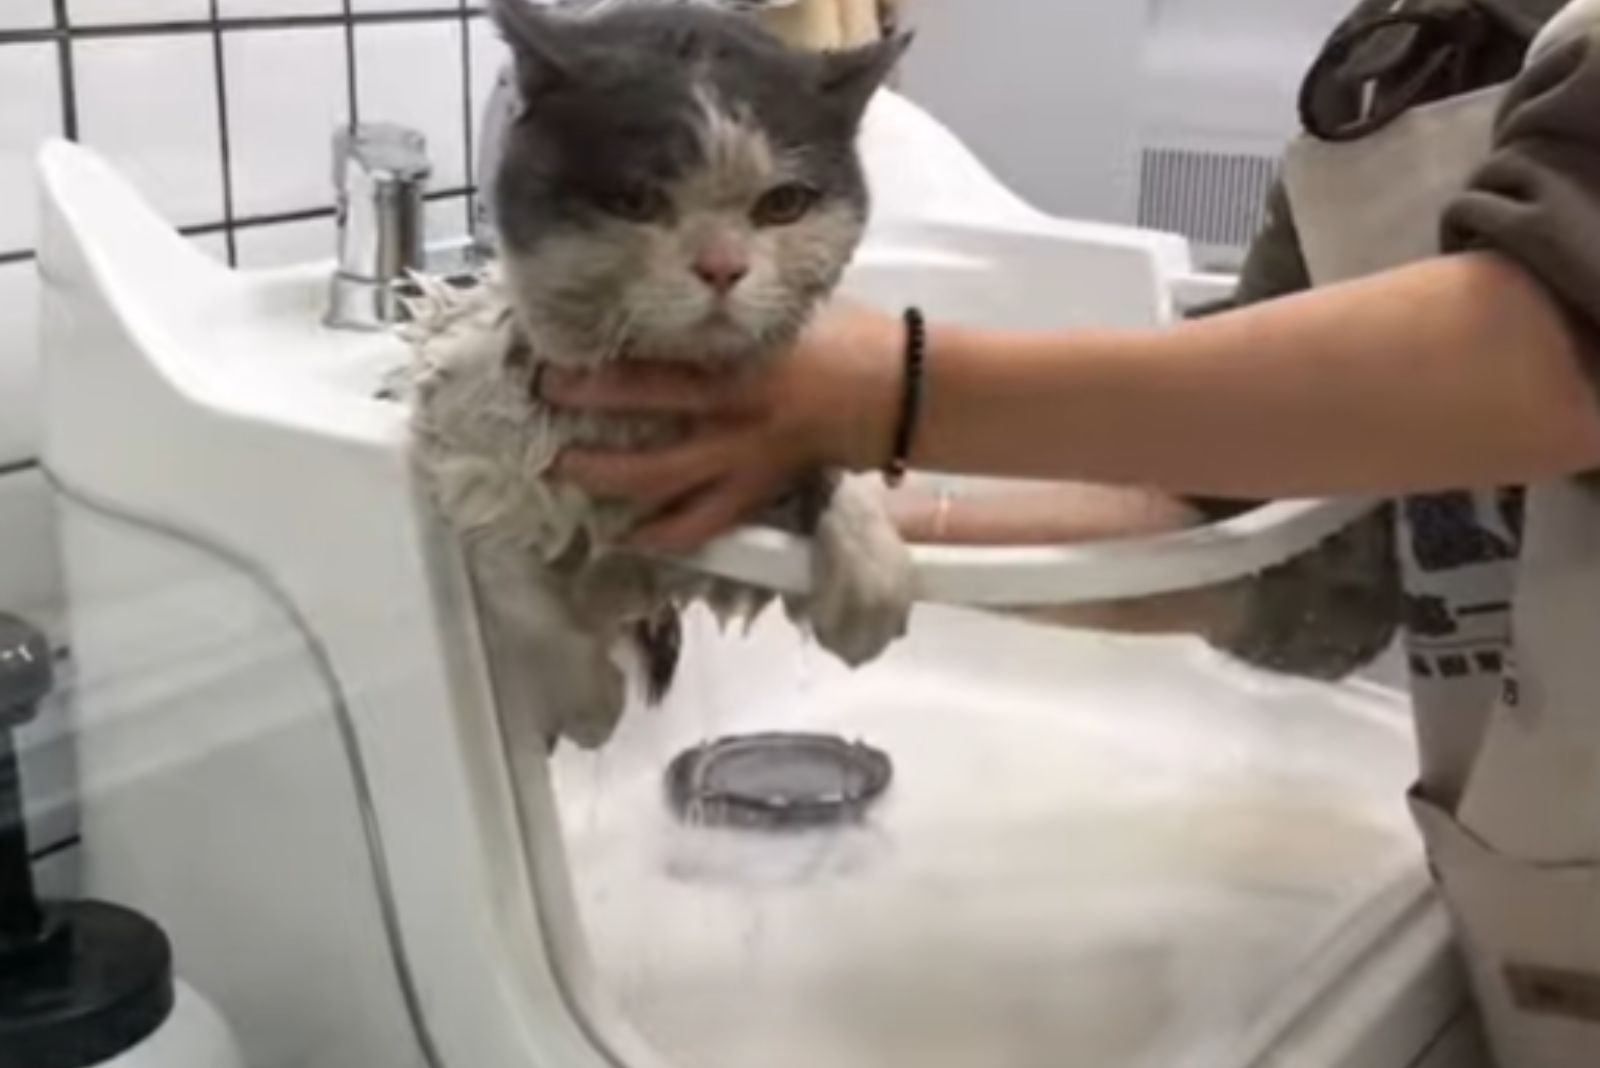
top-left (595, 184), bottom-right (671, 224)
top-left (751, 183), bottom-right (821, 227)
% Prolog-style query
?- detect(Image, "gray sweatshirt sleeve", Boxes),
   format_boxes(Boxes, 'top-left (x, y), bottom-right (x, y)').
top-left (1443, 27), bottom-right (1600, 362)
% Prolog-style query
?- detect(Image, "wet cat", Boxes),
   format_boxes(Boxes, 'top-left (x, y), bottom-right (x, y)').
top-left (400, 0), bottom-right (916, 748)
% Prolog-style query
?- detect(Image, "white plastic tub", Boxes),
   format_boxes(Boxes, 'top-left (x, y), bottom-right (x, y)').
top-left (551, 605), bottom-right (1451, 1068)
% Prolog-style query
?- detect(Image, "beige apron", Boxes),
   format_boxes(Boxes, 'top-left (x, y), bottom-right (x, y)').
top-left (1283, 58), bottom-right (1600, 1068)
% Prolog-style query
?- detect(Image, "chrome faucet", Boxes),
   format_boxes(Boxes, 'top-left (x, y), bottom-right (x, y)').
top-left (326, 123), bottom-right (431, 331)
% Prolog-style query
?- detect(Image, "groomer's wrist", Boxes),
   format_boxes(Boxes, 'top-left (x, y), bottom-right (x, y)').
top-left (817, 305), bottom-right (911, 472)
top-left (835, 311), bottom-right (957, 477)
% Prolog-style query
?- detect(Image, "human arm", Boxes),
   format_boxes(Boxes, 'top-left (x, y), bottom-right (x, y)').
top-left (549, 250), bottom-right (1600, 549)
top-left (878, 481), bottom-right (1248, 641)
top-left (871, 12), bottom-right (1600, 671)
top-left (884, 481), bottom-right (1201, 545)
top-left (896, 254), bottom-right (1597, 496)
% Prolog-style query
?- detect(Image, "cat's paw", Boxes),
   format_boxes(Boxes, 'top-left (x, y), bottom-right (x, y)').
top-left (808, 477), bottom-right (916, 667)
top-left (467, 538), bottom-right (630, 751)
top-left (554, 657), bottom-right (629, 750)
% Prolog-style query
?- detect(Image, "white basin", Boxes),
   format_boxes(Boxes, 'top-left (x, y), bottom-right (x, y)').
top-left (553, 604), bottom-right (1446, 1068)
top-left (32, 89), bottom-right (1464, 1068)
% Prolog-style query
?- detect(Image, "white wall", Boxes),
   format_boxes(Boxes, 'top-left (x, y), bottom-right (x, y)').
top-left (898, 0), bottom-right (1360, 247)
top-left (899, 0), bottom-right (1152, 224)
top-left (1141, 0), bottom-right (1357, 155)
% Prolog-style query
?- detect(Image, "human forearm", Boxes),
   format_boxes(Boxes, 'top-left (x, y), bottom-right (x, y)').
top-left (907, 253), bottom-right (1600, 497)
top-left (885, 482), bottom-right (1199, 545)
top-left (884, 481), bottom-right (1235, 638)
top-left (547, 254), bottom-right (1600, 552)
top-left (883, 482), bottom-right (1396, 674)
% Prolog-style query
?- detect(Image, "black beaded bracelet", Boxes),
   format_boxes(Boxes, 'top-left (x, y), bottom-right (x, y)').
top-left (884, 307), bottom-right (927, 487)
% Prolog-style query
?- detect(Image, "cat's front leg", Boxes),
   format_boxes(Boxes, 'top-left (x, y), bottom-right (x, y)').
top-left (804, 474), bottom-right (916, 666)
top-left (466, 537), bottom-right (627, 750)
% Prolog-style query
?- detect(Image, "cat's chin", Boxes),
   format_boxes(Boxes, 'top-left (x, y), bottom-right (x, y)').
top-left (628, 320), bottom-right (784, 366)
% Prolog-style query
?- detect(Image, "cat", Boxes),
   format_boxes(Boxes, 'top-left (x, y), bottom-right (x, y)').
top-left (398, 0), bottom-right (917, 749)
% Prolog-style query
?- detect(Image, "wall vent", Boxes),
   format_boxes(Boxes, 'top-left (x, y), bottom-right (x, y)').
top-left (1137, 147), bottom-right (1279, 259)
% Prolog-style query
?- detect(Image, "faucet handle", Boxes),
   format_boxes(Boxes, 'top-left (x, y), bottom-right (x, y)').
top-left (333, 122), bottom-right (431, 189)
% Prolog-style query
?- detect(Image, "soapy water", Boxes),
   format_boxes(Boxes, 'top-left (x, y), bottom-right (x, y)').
top-left (549, 602), bottom-right (1419, 1068)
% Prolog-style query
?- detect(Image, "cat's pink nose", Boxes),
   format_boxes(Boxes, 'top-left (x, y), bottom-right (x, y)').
top-left (693, 246), bottom-right (750, 294)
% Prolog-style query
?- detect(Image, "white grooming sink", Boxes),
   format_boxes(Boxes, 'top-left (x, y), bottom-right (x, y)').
top-left (30, 88), bottom-right (1472, 1068)
top-left (553, 605), bottom-right (1458, 1068)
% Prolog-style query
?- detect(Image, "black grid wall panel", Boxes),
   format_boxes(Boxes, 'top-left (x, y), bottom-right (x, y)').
top-left (0, 0), bottom-right (490, 267)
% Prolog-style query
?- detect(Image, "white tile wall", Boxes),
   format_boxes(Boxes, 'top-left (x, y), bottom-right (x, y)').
top-left (219, 0), bottom-right (342, 15)
top-left (468, 12), bottom-right (508, 185)
top-left (68, 0), bottom-right (211, 25)
top-left (353, 0), bottom-right (453, 11)
top-left (0, 261), bottom-right (41, 466)
top-left (233, 214), bottom-right (337, 267)
top-left (428, 194), bottom-right (471, 245)
top-left (225, 26), bottom-right (351, 217)
top-left (0, 43), bottom-right (62, 252)
top-left (0, 1), bottom-right (53, 32)
top-left (76, 34), bottom-right (226, 226)
top-left (0, 468), bottom-right (63, 637)
top-left (356, 18), bottom-right (468, 190)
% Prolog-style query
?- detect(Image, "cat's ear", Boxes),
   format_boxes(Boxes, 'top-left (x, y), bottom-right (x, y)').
top-left (491, 0), bottom-right (574, 99)
top-left (818, 31), bottom-right (914, 122)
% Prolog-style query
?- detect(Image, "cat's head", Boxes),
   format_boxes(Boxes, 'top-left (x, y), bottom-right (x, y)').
top-left (488, 0), bottom-right (909, 366)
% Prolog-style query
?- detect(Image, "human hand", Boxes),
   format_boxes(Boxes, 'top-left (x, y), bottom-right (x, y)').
top-left (547, 301), bottom-right (906, 553)
top-left (885, 482), bottom-right (1203, 546)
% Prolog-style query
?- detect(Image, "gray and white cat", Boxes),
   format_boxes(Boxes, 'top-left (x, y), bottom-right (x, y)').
top-left (400, 0), bottom-right (916, 749)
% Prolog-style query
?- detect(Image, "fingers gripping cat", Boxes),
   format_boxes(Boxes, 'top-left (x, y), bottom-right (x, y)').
top-left (396, 0), bottom-right (915, 749)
